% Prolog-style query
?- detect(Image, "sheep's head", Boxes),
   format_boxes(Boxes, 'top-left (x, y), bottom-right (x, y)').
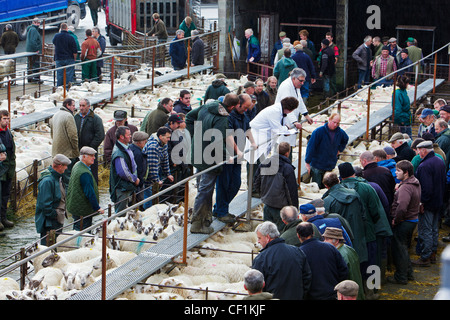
top-left (173, 213), bottom-right (184, 227)
top-left (153, 226), bottom-right (163, 240)
top-left (41, 251), bottom-right (60, 268)
top-left (143, 223), bottom-right (154, 236)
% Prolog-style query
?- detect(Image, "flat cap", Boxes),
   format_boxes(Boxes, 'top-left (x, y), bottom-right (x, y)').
top-left (53, 154), bottom-right (71, 166)
top-left (244, 81), bottom-right (256, 88)
top-left (416, 140), bottom-right (433, 149)
top-left (323, 227), bottom-right (344, 240)
top-left (388, 37), bottom-right (397, 43)
top-left (383, 146), bottom-right (396, 156)
top-left (335, 280), bottom-right (359, 297)
top-left (388, 132), bottom-right (405, 143)
top-left (132, 131), bottom-right (149, 142)
top-left (113, 110), bottom-right (127, 121)
top-left (279, 31), bottom-right (286, 37)
top-left (80, 146), bottom-right (97, 155)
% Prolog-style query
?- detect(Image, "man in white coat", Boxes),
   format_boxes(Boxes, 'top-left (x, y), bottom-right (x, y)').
top-left (275, 68), bottom-right (313, 151)
top-left (245, 96), bottom-right (299, 163)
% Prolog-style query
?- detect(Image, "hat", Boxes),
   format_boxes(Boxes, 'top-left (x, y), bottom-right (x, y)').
top-left (215, 73), bottom-right (227, 80)
top-left (218, 96), bottom-right (225, 103)
top-left (53, 154), bottom-right (71, 166)
top-left (334, 280), bottom-right (359, 297)
top-left (132, 131), bottom-right (149, 142)
top-left (323, 227), bottom-right (344, 240)
top-left (440, 105), bottom-right (450, 113)
top-left (416, 140), bottom-right (433, 149)
top-left (321, 39), bottom-right (330, 46)
top-left (168, 114), bottom-right (183, 123)
top-left (250, 94), bottom-right (257, 102)
top-left (279, 31), bottom-right (286, 37)
top-left (411, 138), bottom-right (425, 149)
top-left (299, 204), bottom-right (316, 215)
top-left (80, 146), bottom-right (97, 155)
top-left (388, 132), bottom-right (405, 143)
top-left (381, 36), bottom-right (390, 42)
top-left (406, 37), bottom-right (415, 43)
top-left (308, 198), bottom-right (324, 208)
top-left (383, 146), bottom-right (396, 156)
top-left (388, 37), bottom-right (397, 43)
top-left (113, 110), bottom-right (127, 121)
top-left (420, 108), bottom-right (434, 118)
top-left (338, 162), bottom-right (355, 179)
top-left (401, 48), bottom-right (409, 54)
top-left (244, 81), bottom-right (256, 88)
top-left (282, 37), bottom-right (291, 44)
top-left (421, 132), bottom-right (435, 143)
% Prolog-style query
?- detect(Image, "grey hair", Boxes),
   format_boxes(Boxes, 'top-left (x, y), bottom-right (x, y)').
top-left (5, 24), bottom-right (12, 30)
top-left (364, 35), bottom-right (372, 43)
top-left (176, 29), bottom-right (185, 36)
top-left (290, 68), bottom-right (307, 79)
top-left (360, 150), bottom-right (375, 162)
top-left (280, 206), bottom-right (298, 223)
top-left (255, 221), bottom-right (280, 239)
top-left (92, 26), bottom-right (101, 34)
top-left (436, 119), bottom-right (449, 130)
top-left (244, 269), bottom-right (264, 294)
top-left (79, 98), bottom-right (91, 106)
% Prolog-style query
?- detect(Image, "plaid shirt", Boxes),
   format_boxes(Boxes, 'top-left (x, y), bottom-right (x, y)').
top-left (142, 134), bottom-right (170, 184)
top-left (372, 55), bottom-right (397, 78)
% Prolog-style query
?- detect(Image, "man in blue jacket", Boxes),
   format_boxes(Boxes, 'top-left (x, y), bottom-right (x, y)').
top-left (169, 30), bottom-right (187, 70)
top-left (414, 140), bottom-right (446, 266)
top-left (52, 23), bottom-right (78, 87)
top-left (291, 44), bottom-right (316, 102)
top-left (305, 113), bottom-right (349, 188)
top-left (252, 221), bottom-right (312, 300)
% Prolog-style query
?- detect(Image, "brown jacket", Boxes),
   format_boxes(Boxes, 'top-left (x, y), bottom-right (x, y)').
top-left (81, 36), bottom-right (100, 61)
top-left (391, 176), bottom-right (421, 225)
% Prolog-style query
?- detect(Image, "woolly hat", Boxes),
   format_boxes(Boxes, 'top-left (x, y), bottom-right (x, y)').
top-left (323, 227), bottom-right (344, 240)
top-left (338, 162), bottom-right (355, 179)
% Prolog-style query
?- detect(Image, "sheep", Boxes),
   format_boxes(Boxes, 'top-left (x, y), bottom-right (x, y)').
top-left (0, 277), bottom-right (20, 300)
top-left (115, 230), bottom-right (155, 254)
top-left (32, 267), bottom-right (64, 287)
top-left (181, 263), bottom-right (251, 283)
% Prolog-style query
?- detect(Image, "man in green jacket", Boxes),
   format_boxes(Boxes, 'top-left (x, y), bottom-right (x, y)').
top-left (179, 16), bottom-right (196, 39)
top-left (280, 205), bottom-right (302, 246)
top-left (190, 93), bottom-right (239, 234)
top-left (147, 13), bottom-right (168, 42)
top-left (35, 154), bottom-right (71, 245)
top-left (324, 227), bottom-right (365, 300)
top-left (405, 37), bottom-right (423, 73)
top-left (435, 118), bottom-right (450, 169)
top-left (273, 49), bottom-right (298, 87)
top-left (142, 98), bottom-right (173, 136)
top-left (66, 147), bottom-right (104, 231)
top-left (25, 18), bottom-right (42, 83)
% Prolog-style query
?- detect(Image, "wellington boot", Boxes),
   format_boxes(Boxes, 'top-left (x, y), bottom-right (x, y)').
top-left (0, 221), bottom-right (4, 231)
top-left (1, 219), bottom-right (14, 228)
top-left (190, 221), bottom-right (214, 234)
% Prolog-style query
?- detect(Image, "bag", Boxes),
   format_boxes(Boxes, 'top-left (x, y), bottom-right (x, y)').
top-left (97, 47), bottom-right (102, 57)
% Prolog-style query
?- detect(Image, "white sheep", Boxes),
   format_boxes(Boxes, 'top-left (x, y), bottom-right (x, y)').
top-left (32, 267), bottom-right (64, 287)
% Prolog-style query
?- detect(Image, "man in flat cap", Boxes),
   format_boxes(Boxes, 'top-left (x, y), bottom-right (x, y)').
top-left (67, 146), bottom-right (104, 231)
top-left (104, 110), bottom-right (138, 164)
top-left (35, 154), bottom-right (71, 244)
top-left (418, 108), bottom-right (437, 138)
top-left (335, 280), bottom-right (359, 300)
top-left (414, 140), bottom-right (446, 266)
top-left (130, 131), bottom-right (149, 208)
top-left (389, 132), bottom-right (415, 162)
top-left (324, 227), bottom-right (365, 300)
top-left (270, 31), bottom-right (286, 66)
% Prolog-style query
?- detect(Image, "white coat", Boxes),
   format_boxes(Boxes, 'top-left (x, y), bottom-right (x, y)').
top-left (244, 102), bottom-right (296, 163)
top-left (275, 77), bottom-right (309, 145)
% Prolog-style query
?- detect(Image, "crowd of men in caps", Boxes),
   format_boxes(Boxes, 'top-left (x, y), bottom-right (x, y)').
top-left (0, 13), bottom-right (445, 300)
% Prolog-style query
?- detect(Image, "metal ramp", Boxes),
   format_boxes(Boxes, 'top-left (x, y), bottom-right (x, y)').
top-left (68, 191), bottom-right (262, 300)
top-left (11, 65), bottom-right (213, 130)
top-left (69, 78), bottom-right (444, 300)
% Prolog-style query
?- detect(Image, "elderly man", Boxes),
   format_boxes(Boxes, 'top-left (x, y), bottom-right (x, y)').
top-left (297, 222), bottom-right (348, 300)
top-left (388, 132), bottom-right (415, 162)
top-left (435, 119), bottom-right (450, 168)
top-left (418, 108), bottom-right (436, 138)
top-left (270, 31), bottom-right (286, 66)
top-left (0, 24), bottom-right (18, 55)
top-left (405, 37), bottom-right (423, 73)
top-left (52, 23), bottom-right (77, 87)
top-left (414, 140), bottom-right (446, 266)
top-left (372, 46), bottom-right (397, 87)
top-left (323, 228), bottom-right (365, 300)
top-left (305, 113), bottom-right (349, 188)
top-left (279, 205), bottom-right (302, 246)
top-left (265, 76), bottom-right (278, 105)
top-left (169, 29), bottom-right (187, 70)
top-left (104, 110), bottom-right (138, 164)
top-left (243, 269), bottom-right (273, 300)
top-left (189, 93), bottom-right (240, 234)
top-left (129, 131), bottom-right (149, 208)
top-left (35, 154), bottom-right (71, 245)
top-left (245, 28), bottom-right (261, 64)
top-left (109, 126), bottom-right (140, 214)
top-left (51, 98), bottom-right (79, 184)
top-left (352, 36), bottom-right (373, 88)
top-left (66, 147), bottom-right (104, 231)
top-left (142, 126), bottom-right (174, 209)
top-left (190, 30), bottom-right (204, 66)
top-left (252, 221), bottom-right (312, 300)
top-left (335, 280), bottom-right (360, 301)
top-left (74, 98), bottom-right (105, 184)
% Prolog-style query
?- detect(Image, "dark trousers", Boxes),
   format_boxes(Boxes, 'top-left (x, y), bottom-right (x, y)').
top-left (27, 55), bottom-right (40, 81)
top-left (263, 205), bottom-right (284, 233)
top-left (40, 220), bottom-right (63, 245)
top-left (72, 215), bottom-right (93, 231)
top-left (392, 221), bottom-right (416, 282)
top-left (213, 163), bottom-right (242, 217)
top-left (0, 179), bottom-right (12, 220)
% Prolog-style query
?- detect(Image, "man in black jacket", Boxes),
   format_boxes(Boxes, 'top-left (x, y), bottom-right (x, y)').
top-left (252, 221), bottom-right (312, 300)
top-left (388, 132), bottom-right (415, 162)
top-left (74, 98), bottom-right (105, 184)
top-left (190, 30), bottom-right (204, 66)
top-left (319, 39), bottom-right (336, 98)
top-left (254, 142), bottom-right (299, 232)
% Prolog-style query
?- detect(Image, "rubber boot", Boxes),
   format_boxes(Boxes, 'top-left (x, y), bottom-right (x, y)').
top-left (0, 220), bottom-right (4, 231)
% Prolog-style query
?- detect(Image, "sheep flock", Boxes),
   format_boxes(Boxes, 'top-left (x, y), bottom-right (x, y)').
top-left (0, 64), bottom-right (413, 300)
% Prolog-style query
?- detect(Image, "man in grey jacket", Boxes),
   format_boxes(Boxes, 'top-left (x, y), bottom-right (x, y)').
top-left (352, 36), bottom-right (373, 88)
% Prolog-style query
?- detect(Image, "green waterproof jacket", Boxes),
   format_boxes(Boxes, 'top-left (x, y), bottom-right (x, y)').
top-left (25, 24), bottom-right (42, 53)
top-left (338, 244), bottom-right (366, 300)
top-left (322, 183), bottom-right (368, 263)
top-left (190, 101), bottom-right (230, 174)
top-left (341, 176), bottom-right (392, 241)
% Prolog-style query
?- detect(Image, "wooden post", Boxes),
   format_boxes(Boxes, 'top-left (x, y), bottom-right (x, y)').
top-left (297, 129), bottom-right (302, 186)
top-left (63, 68), bottom-right (67, 99)
top-left (413, 64), bottom-right (419, 109)
top-left (392, 73), bottom-right (397, 122)
top-left (101, 220), bottom-right (107, 300)
top-left (187, 39), bottom-right (191, 78)
top-left (110, 58), bottom-right (114, 103)
top-left (152, 47), bottom-right (156, 91)
top-left (7, 80), bottom-right (11, 115)
top-left (433, 53), bottom-right (438, 94)
top-left (365, 87), bottom-right (371, 141)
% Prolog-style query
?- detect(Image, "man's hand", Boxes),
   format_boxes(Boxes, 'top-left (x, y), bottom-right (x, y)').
top-left (135, 178), bottom-right (140, 186)
top-left (294, 122), bottom-right (302, 130)
top-left (97, 208), bottom-right (105, 215)
top-left (305, 115), bottom-right (314, 125)
top-left (305, 163), bottom-right (311, 174)
top-left (167, 175), bottom-right (174, 182)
